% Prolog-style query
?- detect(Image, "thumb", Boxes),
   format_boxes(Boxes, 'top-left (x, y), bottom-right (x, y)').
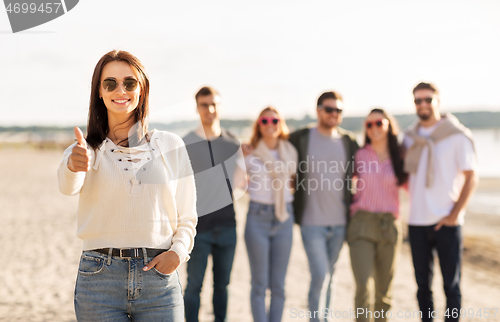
top-left (143, 257), bottom-right (159, 271)
top-left (434, 221), bottom-right (443, 231)
top-left (74, 127), bottom-right (87, 148)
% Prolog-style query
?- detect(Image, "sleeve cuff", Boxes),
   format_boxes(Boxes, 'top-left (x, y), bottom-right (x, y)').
top-left (169, 242), bottom-right (190, 264)
top-left (57, 156), bottom-right (86, 195)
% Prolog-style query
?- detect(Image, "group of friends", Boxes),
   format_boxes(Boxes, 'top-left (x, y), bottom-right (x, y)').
top-left (58, 50), bottom-right (477, 322)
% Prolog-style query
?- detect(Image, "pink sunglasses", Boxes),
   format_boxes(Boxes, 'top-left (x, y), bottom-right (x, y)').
top-left (259, 117), bottom-right (280, 125)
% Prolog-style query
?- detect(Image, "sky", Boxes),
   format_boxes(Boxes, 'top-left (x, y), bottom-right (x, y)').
top-left (1, 0), bottom-right (500, 126)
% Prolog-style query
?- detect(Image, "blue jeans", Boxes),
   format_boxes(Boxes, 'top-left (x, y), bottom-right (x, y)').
top-left (74, 249), bottom-right (183, 322)
top-left (300, 225), bottom-right (346, 322)
top-left (184, 226), bottom-right (237, 322)
top-left (245, 201), bottom-right (294, 322)
top-left (409, 225), bottom-right (463, 322)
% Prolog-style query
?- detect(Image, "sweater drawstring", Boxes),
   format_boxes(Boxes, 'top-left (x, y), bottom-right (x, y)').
top-left (155, 138), bottom-right (167, 167)
top-left (154, 137), bottom-right (173, 179)
top-left (93, 141), bottom-right (107, 171)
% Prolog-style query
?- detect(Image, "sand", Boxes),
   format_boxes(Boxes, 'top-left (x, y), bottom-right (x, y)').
top-left (0, 147), bottom-right (499, 322)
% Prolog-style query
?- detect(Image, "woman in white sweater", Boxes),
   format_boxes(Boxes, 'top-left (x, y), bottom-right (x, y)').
top-left (57, 50), bottom-right (197, 321)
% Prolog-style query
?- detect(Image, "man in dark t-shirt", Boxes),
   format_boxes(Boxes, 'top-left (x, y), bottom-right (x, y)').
top-left (183, 86), bottom-right (245, 322)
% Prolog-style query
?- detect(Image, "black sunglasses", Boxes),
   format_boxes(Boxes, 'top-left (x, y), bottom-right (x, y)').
top-left (102, 78), bottom-right (139, 92)
top-left (365, 119), bottom-right (388, 129)
top-left (414, 97), bottom-right (433, 105)
top-left (318, 105), bottom-right (343, 114)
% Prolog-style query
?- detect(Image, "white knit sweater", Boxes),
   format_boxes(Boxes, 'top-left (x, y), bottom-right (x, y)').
top-left (57, 129), bottom-right (197, 263)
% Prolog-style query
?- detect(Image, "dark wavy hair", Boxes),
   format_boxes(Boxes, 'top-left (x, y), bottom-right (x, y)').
top-left (364, 108), bottom-right (408, 186)
top-left (317, 90), bottom-right (343, 106)
top-left (85, 50), bottom-right (150, 150)
top-left (413, 82), bottom-right (439, 96)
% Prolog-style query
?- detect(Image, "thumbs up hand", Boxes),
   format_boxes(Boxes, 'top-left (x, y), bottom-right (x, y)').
top-left (67, 127), bottom-right (91, 172)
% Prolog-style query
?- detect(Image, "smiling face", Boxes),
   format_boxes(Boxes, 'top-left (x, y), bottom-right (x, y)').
top-left (258, 110), bottom-right (281, 139)
top-left (196, 94), bottom-right (220, 126)
top-left (99, 61), bottom-right (141, 119)
top-left (365, 111), bottom-right (390, 143)
top-left (414, 88), bottom-right (439, 122)
top-left (317, 98), bottom-right (343, 129)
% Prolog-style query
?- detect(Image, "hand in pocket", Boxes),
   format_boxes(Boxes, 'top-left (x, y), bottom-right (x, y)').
top-left (143, 251), bottom-right (180, 275)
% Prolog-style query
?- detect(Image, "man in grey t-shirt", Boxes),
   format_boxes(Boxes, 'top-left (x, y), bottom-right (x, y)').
top-left (301, 128), bottom-right (347, 227)
top-left (289, 91), bottom-right (358, 321)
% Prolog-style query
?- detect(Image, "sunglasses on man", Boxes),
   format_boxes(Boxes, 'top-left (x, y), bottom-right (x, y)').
top-left (102, 78), bottom-right (139, 92)
top-left (414, 97), bottom-right (434, 105)
top-left (318, 105), bottom-right (343, 114)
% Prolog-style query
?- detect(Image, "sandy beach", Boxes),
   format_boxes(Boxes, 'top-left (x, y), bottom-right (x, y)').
top-left (1, 147), bottom-right (499, 322)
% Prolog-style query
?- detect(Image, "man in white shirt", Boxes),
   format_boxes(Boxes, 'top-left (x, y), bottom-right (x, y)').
top-left (404, 82), bottom-right (478, 322)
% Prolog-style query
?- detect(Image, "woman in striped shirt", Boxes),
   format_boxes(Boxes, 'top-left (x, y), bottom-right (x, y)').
top-left (347, 108), bottom-right (408, 322)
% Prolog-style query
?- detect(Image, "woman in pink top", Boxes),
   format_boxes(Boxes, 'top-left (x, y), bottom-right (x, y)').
top-left (347, 108), bottom-right (407, 322)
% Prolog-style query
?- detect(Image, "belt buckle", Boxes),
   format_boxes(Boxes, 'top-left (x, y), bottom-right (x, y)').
top-left (119, 248), bottom-right (129, 258)
top-left (119, 248), bottom-right (140, 258)
top-left (119, 248), bottom-right (142, 258)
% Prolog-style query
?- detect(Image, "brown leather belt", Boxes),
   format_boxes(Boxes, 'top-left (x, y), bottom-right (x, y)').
top-left (92, 248), bottom-right (167, 258)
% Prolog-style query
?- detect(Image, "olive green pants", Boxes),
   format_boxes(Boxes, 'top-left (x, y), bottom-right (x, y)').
top-left (347, 210), bottom-right (401, 322)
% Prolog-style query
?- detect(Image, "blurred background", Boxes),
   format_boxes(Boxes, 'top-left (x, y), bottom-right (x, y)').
top-left (1, 1), bottom-right (499, 321)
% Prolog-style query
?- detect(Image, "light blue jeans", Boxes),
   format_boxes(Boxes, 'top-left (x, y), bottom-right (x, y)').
top-left (300, 225), bottom-right (346, 322)
top-left (245, 201), bottom-right (294, 322)
top-left (74, 249), bottom-right (184, 321)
